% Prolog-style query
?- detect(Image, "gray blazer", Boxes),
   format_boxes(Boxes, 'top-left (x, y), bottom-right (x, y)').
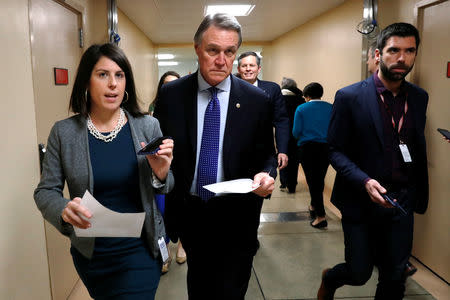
top-left (34, 110), bottom-right (174, 259)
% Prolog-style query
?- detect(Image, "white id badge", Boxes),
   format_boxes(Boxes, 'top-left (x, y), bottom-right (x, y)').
top-left (399, 144), bottom-right (412, 163)
top-left (158, 237), bottom-right (169, 263)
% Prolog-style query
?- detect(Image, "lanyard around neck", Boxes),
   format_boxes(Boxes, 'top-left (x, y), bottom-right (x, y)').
top-left (379, 93), bottom-right (408, 134)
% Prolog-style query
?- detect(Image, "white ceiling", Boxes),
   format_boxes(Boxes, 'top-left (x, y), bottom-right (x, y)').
top-left (117, 0), bottom-right (346, 44)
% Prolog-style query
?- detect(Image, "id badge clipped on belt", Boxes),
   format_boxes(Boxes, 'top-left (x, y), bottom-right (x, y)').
top-left (399, 143), bottom-right (412, 163)
top-left (158, 237), bottom-right (169, 263)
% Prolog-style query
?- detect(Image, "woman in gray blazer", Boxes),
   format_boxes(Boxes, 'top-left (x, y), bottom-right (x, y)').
top-left (34, 43), bottom-right (174, 300)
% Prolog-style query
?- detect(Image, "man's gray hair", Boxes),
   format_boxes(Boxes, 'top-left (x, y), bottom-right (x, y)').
top-left (368, 39), bottom-right (377, 58)
top-left (194, 13), bottom-right (242, 47)
top-left (281, 77), bottom-right (297, 90)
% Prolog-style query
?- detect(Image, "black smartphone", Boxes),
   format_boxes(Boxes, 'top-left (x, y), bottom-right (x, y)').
top-left (381, 193), bottom-right (407, 215)
top-left (437, 128), bottom-right (450, 140)
top-left (137, 136), bottom-right (171, 155)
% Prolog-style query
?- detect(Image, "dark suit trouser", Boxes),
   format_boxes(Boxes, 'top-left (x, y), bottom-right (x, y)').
top-left (179, 195), bottom-right (261, 300)
top-left (280, 138), bottom-right (299, 192)
top-left (298, 142), bottom-right (329, 217)
top-left (184, 248), bottom-right (253, 300)
top-left (324, 203), bottom-right (414, 300)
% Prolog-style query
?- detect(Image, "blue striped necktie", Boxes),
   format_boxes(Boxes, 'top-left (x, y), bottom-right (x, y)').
top-left (196, 87), bottom-right (220, 201)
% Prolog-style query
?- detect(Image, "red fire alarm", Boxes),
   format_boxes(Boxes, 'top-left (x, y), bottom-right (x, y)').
top-left (447, 62), bottom-right (450, 78)
top-left (54, 68), bottom-right (69, 85)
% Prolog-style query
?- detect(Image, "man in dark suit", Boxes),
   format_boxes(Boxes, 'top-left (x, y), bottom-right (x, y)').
top-left (318, 23), bottom-right (429, 300)
top-left (368, 38), bottom-right (418, 278)
top-left (154, 13), bottom-right (276, 300)
top-left (237, 51), bottom-right (290, 172)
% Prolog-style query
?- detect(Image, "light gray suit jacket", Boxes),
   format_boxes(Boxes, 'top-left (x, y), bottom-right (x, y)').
top-left (34, 110), bottom-right (174, 259)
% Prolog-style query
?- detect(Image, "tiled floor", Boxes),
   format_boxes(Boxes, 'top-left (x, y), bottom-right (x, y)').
top-left (69, 175), bottom-right (447, 300)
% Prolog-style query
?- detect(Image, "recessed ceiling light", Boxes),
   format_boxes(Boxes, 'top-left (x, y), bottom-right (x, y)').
top-left (204, 5), bottom-right (255, 17)
top-left (158, 61), bottom-right (179, 66)
top-left (157, 54), bottom-right (175, 60)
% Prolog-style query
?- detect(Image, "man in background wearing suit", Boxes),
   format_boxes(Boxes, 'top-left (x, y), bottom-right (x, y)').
top-left (154, 13), bottom-right (277, 300)
top-left (237, 52), bottom-right (290, 173)
top-left (318, 23), bottom-right (429, 300)
top-left (367, 40), bottom-right (379, 75)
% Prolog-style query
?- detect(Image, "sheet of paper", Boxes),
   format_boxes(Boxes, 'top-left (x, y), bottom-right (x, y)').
top-left (203, 178), bottom-right (258, 194)
top-left (74, 190), bottom-right (146, 238)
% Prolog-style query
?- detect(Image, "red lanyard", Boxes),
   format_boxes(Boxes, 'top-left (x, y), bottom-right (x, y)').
top-left (379, 93), bottom-right (408, 134)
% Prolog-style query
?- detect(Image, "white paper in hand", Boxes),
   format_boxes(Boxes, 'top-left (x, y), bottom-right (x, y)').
top-left (203, 178), bottom-right (258, 194)
top-left (74, 190), bottom-right (146, 238)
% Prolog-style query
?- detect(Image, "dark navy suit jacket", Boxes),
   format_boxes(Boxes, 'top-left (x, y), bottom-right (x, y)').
top-left (154, 73), bottom-right (277, 254)
top-left (257, 80), bottom-right (290, 154)
top-left (327, 75), bottom-right (428, 219)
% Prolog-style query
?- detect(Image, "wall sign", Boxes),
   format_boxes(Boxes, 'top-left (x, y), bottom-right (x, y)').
top-left (54, 68), bottom-right (68, 85)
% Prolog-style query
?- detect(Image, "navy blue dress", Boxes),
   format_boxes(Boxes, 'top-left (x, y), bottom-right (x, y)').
top-left (71, 122), bottom-right (161, 300)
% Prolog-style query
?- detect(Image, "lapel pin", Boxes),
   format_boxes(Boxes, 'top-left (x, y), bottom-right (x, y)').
top-left (236, 103), bottom-right (241, 108)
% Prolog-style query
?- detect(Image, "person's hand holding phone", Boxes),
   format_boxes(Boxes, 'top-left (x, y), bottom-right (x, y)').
top-left (140, 137), bottom-right (173, 181)
top-left (437, 128), bottom-right (450, 143)
top-left (381, 193), bottom-right (407, 215)
top-left (364, 179), bottom-right (394, 208)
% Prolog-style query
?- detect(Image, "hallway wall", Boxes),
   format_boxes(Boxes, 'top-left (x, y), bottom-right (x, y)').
top-left (0, 0), bottom-right (108, 299)
top-left (0, 0), bottom-right (51, 298)
top-left (118, 9), bottom-right (158, 112)
top-left (262, 0), bottom-right (362, 214)
top-left (263, 0), bottom-right (362, 101)
top-left (64, 0), bottom-right (109, 47)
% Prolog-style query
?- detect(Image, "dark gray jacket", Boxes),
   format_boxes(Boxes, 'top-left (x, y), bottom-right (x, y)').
top-left (34, 110), bottom-right (174, 259)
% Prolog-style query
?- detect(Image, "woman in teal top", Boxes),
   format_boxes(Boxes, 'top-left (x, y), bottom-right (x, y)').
top-left (293, 82), bottom-right (332, 229)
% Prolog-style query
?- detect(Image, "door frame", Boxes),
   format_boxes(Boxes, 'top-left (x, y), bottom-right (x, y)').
top-left (29, 0), bottom-right (85, 53)
top-left (411, 0), bottom-right (448, 84)
top-left (28, 2), bottom-right (86, 299)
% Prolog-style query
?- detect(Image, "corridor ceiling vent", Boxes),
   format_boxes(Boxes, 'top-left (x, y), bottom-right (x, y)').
top-left (204, 4), bottom-right (255, 16)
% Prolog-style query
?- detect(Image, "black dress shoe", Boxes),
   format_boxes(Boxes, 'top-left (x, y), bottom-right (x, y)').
top-left (311, 219), bottom-right (328, 229)
top-left (405, 261), bottom-right (417, 277)
top-left (318, 268), bottom-right (335, 300)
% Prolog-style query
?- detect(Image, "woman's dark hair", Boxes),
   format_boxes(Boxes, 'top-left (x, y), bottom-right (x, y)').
top-left (303, 82), bottom-right (323, 99)
top-left (69, 43), bottom-right (143, 117)
top-left (151, 71), bottom-right (180, 109)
